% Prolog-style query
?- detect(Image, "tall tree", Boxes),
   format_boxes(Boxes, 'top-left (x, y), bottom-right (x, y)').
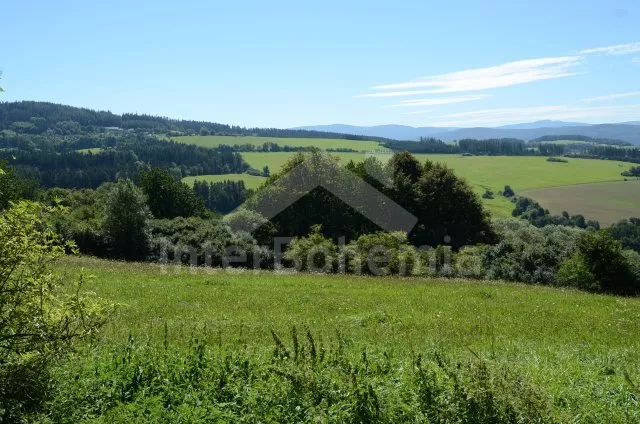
top-left (103, 179), bottom-right (151, 260)
top-left (139, 168), bottom-right (206, 219)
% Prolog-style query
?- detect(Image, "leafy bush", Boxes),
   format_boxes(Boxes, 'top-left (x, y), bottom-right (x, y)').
top-left (565, 231), bottom-right (639, 294)
top-left (0, 201), bottom-right (112, 420)
top-left (149, 216), bottom-right (272, 268)
top-left (512, 196), bottom-right (599, 230)
top-left (284, 225), bottom-right (338, 272)
top-left (344, 231), bottom-right (418, 275)
top-left (483, 220), bottom-right (582, 284)
top-left (546, 157), bottom-right (568, 163)
top-left (139, 168), bottom-right (206, 219)
top-left (482, 189), bottom-right (494, 199)
top-left (608, 217), bottom-right (640, 252)
top-left (502, 185), bottom-right (515, 197)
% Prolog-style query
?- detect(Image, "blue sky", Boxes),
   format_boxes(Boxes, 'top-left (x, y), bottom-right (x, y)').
top-left (2, 0), bottom-right (640, 128)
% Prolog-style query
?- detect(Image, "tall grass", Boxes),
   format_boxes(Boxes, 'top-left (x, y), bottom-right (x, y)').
top-left (33, 256), bottom-right (640, 422)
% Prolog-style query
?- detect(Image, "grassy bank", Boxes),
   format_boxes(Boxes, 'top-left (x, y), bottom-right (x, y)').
top-left (35, 256), bottom-right (640, 422)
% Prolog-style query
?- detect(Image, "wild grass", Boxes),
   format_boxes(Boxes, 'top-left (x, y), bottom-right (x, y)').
top-left (173, 135), bottom-right (385, 152)
top-left (181, 173), bottom-right (267, 189)
top-left (36, 256), bottom-right (640, 422)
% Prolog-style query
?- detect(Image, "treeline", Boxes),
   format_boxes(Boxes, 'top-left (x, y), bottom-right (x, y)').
top-left (0, 132), bottom-right (248, 188)
top-left (384, 138), bottom-right (459, 153)
top-left (0, 101), bottom-right (398, 143)
top-left (457, 138), bottom-right (527, 155)
top-left (385, 137), bottom-right (532, 155)
top-left (570, 145), bottom-right (640, 164)
top-left (193, 179), bottom-right (252, 214)
top-left (530, 134), bottom-right (632, 146)
top-left (215, 142), bottom-right (313, 153)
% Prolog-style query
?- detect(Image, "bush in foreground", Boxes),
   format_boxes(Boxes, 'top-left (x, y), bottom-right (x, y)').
top-left (0, 201), bottom-right (112, 421)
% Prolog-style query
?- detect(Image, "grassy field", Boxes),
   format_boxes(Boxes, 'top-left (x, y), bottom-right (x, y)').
top-left (174, 135), bottom-right (386, 152)
top-left (523, 180), bottom-right (640, 225)
top-left (46, 256), bottom-right (640, 422)
top-left (76, 147), bottom-right (104, 154)
top-left (240, 152), bottom-right (632, 217)
top-left (182, 173), bottom-right (267, 189)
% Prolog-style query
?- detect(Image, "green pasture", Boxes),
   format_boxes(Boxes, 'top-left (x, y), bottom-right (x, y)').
top-left (182, 173), bottom-right (267, 190)
top-left (174, 135), bottom-right (386, 152)
top-left (47, 256), bottom-right (640, 422)
top-left (238, 152), bottom-right (631, 217)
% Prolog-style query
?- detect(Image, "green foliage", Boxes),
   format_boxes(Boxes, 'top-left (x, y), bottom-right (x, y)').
top-left (483, 220), bottom-right (583, 284)
top-left (621, 165), bottom-right (640, 177)
top-left (0, 202), bottom-right (111, 420)
top-left (555, 253), bottom-right (599, 291)
top-left (192, 178), bottom-right (250, 214)
top-left (344, 231), bottom-right (418, 275)
top-left (608, 218), bottom-right (640, 253)
top-left (568, 231), bottom-right (639, 294)
top-left (502, 185), bottom-right (515, 198)
top-left (408, 159), bottom-right (495, 248)
top-left (0, 161), bottom-right (38, 210)
top-left (139, 168), bottom-right (206, 219)
top-left (284, 225), bottom-right (339, 272)
top-left (512, 196), bottom-right (600, 230)
top-left (103, 179), bottom-right (151, 260)
top-left (41, 185), bottom-right (113, 256)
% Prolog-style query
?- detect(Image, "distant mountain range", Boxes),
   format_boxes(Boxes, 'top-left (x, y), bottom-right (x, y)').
top-left (296, 121), bottom-right (640, 144)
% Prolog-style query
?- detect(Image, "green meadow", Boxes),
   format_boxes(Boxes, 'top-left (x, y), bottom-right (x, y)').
top-left (174, 135), bottom-right (386, 152)
top-left (238, 152), bottom-right (632, 218)
top-left (182, 173), bottom-right (267, 189)
top-left (45, 256), bottom-right (640, 422)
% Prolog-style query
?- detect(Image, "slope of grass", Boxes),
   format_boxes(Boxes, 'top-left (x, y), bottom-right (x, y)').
top-left (238, 153), bottom-right (632, 217)
top-left (523, 180), bottom-right (640, 225)
top-left (182, 173), bottom-right (267, 190)
top-left (174, 135), bottom-right (386, 152)
top-left (43, 256), bottom-right (640, 422)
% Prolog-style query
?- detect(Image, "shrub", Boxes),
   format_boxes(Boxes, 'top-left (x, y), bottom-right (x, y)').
top-left (502, 185), bottom-right (515, 197)
top-left (546, 157), bottom-right (568, 163)
top-left (284, 225), bottom-right (338, 272)
top-left (482, 189), bottom-right (494, 199)
top-left (483, 220), bottom-right (582, 284)
top-left (0, 201), bottom-right (112, 420)
top-left (608, 218), bottom-right (640, 252)
top-left (344, 231), bottom-right (418, 276)
top-left (555, 254), bottom-right (598, 291)
top-left (571, 231), bottom-right (639, 294)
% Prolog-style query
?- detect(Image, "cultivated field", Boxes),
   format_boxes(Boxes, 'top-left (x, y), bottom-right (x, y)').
top-left (240, 152), bottom-right (632, 217)
top-left (49, 256), bottom-right (640, 422)
top-left (182, 173), bottom-right (267, 189)
top-left (174, 135), bottom-right (386, 152)
top-left (523, 180), bottom-right (640, 225)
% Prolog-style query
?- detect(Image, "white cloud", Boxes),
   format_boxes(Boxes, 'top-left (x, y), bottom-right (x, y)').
top-left (368, 56), bottom-right (580, 94)
top-left (580, 42), bottom-right (640, 55)
top-left (357, 89), bottom-right (454, 98)
top-left (632, 57), bottom-right (640, 63)
top-left (385, 94), bottom-right (490, 108)
top-left (423, 104), bottom-right (640, 127)
top-left (403, 109), bottom-right (433, 115)
top-left (581, 91), bottom-right (640, 102)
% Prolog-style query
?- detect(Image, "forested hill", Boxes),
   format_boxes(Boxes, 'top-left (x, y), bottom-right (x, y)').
top-left (0, 101), bottom-right (399, 143)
